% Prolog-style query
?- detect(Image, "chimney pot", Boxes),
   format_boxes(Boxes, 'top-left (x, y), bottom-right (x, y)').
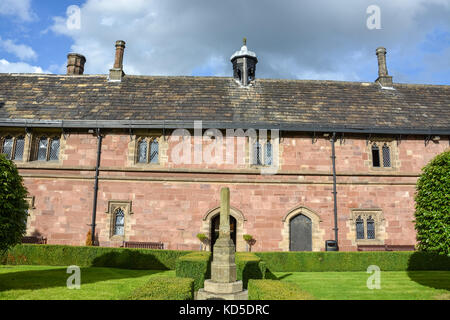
top-left (67, 53), bottom-right (86, 75)
top-left (375, 47), bottom-right (393, 87)
top-left (109, 40), bottom-right (126, 81)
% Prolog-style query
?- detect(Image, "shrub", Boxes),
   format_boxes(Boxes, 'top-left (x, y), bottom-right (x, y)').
top-left (0, 154), bottom-right (29, 253)
top-left (128, 276), bottom-right (194, 300)
top-left (248, 279), bottom-right (314, 300)
top-left (254, 251), bottom-right (450, 272)
top-left (1, 244), bottom-right (191, 270)
top-left (176, 252), bottom-right (211, 291)
top-left (235, 252), bottom-right (266, 288)
top-left (414, 150), bottom-right (450, 255)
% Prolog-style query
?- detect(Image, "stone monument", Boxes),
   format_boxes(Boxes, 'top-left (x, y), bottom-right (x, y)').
top-left (196, 187), bottom-right (248, 300)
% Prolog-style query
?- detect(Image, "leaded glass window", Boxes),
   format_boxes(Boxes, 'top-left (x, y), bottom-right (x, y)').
top-left (37, 137), bottom-right (48, 161)
top-left (35, 136), bottom-right (60, 161)
top-left (382, 144), bottom-right (391, 167)
top-left (2, 136), bottom-right (14, 159)
top-left (113, 208), bottom-right (125, 236)
top-left (138, 140), bottom-right (147, 163)
top-left (136, 138), bottom-right (159, 164)
top-left (356, 216), bottom-right (365, 240)
top-left (150, 140), bottom-right (159, 164)
top-left (253, 140), bottom-right (262, 165)
top-left (367, 216), bottom-right (375, 239)
top-left (14, 136), bottom-right (25, 160)
top-left (371, 144), bottom-right (380, 167)
top-left (49, 137), bottom-right (60, 161)
top-left (265, 141), bottom-right (273, 166)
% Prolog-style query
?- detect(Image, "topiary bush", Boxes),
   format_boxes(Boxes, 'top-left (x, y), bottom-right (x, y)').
top-left (128, 276), bottom-right (194, 300)
top-left (175, 251), bottom-right (211, 291)
top-left (0, 154), bottom-right (29, 253)
top-left (254, 251), bottom-right (450, 272)
top-left (248, 279), bottom-right (314, 300)
top-left (2, 244), bottom-right (192, 270)
top-left (235, 252), bottom-right (266, 288)
top-left (414, 150), bottom-right (450, 255)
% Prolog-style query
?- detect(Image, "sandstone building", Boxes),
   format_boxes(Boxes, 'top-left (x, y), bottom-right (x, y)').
top-left (0, 40), bottom-right (449, 251)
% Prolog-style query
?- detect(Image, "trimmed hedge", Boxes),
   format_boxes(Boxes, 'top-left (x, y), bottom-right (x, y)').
top-left (255, 251), bottom-right (450, 272)
top-left (235, 252), bottom-right (267, 288)
top-left (176, 251), bottom-right (211, 291)
top-left (1, 244), bottom-right (192, 270)
top-left (248, 279), bottom-right (314, 300)
top-left (128, 276), bottom-right (194, 300)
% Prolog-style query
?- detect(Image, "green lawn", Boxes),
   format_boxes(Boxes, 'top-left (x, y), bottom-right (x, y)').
top-left (0, 265), bottom-right (175, 300)
top-left (274, 271), bottom-right (450, 300)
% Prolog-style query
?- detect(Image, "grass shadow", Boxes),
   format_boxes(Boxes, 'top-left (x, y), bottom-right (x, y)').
top-left (407, 251), bottom-right (450, 290)
top-left (0, 266), bottom-right (164, 293)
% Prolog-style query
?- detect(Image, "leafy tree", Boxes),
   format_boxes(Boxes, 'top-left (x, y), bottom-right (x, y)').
top-left (414, 150), bottom-right (450, 255)
top-left (0, 154), bottom-right (28, 253)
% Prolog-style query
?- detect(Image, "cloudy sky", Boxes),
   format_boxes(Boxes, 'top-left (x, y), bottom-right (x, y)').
top-left (0, 0), bottom-right (449, 84)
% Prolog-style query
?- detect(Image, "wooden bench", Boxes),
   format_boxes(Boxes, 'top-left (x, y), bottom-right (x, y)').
top-left (22, 236), bottom-right (47, 244)
top-left (386, 245), bottom-right (415, 251)
top-left (357, 244), bottom-right (387, 251)
top-left (121, 241), bottom-right (164, 250)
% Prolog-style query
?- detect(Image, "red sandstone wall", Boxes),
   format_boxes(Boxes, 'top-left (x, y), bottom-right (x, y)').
top-left (19, 132), bottom-right (449, 251)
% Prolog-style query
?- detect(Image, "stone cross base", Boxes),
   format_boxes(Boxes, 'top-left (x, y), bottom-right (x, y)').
top-left (196, 280), bottom-right (248, 300)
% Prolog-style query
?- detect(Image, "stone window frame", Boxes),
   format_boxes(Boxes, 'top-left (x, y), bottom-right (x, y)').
top-left (127, 131), bottom-right (166, 168)
top-left (201, 206), bottom-right (247, 252)
top-left (249, 134), bottom-right (276, 168)
top-left (135, 136), bottom-right (161, 165)
top-left (348, 209), bottom-right (386, 245)
top-left (0, 131), bottom-right (28, 162)
top-left (367, 138), bottom-right (398, 171)
top-left (105, 200), bottom-right (133, 240)
top-left (28, 130), bottom-right (65, 164)
top-left (279, 206), bottom-right (324, 252)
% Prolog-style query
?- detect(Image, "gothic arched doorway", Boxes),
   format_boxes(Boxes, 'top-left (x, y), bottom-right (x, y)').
top-left (289, 214), bottom-right (312, 251)
top-left (210, 214), bottom-right (237, 251)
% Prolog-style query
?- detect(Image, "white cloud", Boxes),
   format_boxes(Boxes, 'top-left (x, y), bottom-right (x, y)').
top-left (0, 59), bottom-right (49, 74)
top-left (0, 37), bottom-right (37, 61)
top-left (48, 0), bottom-right (450, 83)
top-left (0, 0), bottom-right (36, 21)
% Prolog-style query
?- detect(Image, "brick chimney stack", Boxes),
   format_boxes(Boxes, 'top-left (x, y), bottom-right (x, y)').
top-left (109, 40), bottom-right (126, 81)
top-left (375, 47), bottom-right (393, 87)
top-left (67, 53), bottom-right (86, 75)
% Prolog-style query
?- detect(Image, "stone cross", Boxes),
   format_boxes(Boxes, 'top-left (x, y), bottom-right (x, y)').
top-left (218, 187), bottom-right (231, 239)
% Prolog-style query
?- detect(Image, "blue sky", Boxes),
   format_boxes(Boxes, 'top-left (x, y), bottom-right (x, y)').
top-left (0, 0), bottom-right (449, 85)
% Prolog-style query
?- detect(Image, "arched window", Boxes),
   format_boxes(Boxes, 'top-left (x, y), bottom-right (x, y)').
top-left (367, 216), bottom-right (375, 239)
top-left (382, 144), bottom-right (391, 167)
top-left (136, 137), bottom-right (159, 164)
top-left (150, 139), bottom-right (159, 164)
top-left (113, 208), bottom-right (125, 236)
top-left (1, 136), bottom-right (14, 159)
top-left (137, 139), bottom-right (147, 163)
top-left (49, 137), bottom-right (60, 161)
top-left (371, 143), bottom-right (380, 167)
top-left (356, 216), bottom-right (365, 240)
top-left (253, 140), bottom-right (262, 165)
top-left (265, 141), bottom-right (273, 166)
top-left (14, 136), bottom-right (25, 161)
top-left (37, 136), bottom-right (48, 161)
top-left (35, 136), bottom-right (60, 161)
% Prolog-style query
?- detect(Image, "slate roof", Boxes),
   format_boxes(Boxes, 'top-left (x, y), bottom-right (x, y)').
top-left (0, 73), bottom-right (449, 134)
